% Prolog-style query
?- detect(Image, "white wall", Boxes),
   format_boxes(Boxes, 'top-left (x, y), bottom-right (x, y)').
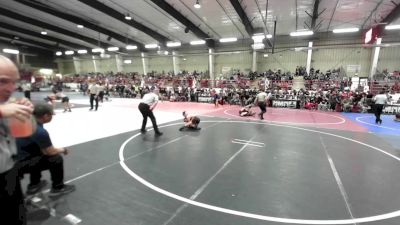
top-left (148, 55), bottom-right (173, 74)
top-left (377, 46), bottom-right (400, 72)
top-left (312, 47), bottom-right (371, 77)
top-left (123, 57), bottom-right (143, 73)
top-left (214, 51), bottom-right (253, 76)
top-left (55, 38), bottom-right (400, 76)
top-left (257, 50), bottom-right (307, 73)
top-left (179, 54), bottom-right (208, 73)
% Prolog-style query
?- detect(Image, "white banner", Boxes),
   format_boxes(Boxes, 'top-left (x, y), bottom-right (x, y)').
top-left (347, 65), bottom-right (361, 73)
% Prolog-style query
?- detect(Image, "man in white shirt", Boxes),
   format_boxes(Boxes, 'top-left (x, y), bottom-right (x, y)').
top-left (138, 89), bottom-right (163, 136)
top-left (88, 82), bottom-right (99, 111)
top-left (373, 91), bottom-right (388, 124)
top-left (21, 82), bottom-right (31, 100)
top-left (254, 90), bottom-right (269, 120)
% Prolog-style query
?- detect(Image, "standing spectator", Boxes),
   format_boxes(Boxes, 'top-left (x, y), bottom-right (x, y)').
top-left (88, 82), bottom-right (99, 111)
top-left (21, 82), bottom-right (31, 100)
top-left (373, 91), bottom-right (388, 124)
top-left (0, 55), bottom-right (34, 225)
top-left (16, 103), bottom-right (75, 196)
top-left (138, 88), bottom-right (163, 136)
top-left (254, 90), bottom-right (268, 120)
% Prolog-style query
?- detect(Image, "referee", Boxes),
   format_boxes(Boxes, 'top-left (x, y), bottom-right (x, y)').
top-left (373, 90), bottom-right (388, 124)
top-left (138, 88), bottom-right (163, 136)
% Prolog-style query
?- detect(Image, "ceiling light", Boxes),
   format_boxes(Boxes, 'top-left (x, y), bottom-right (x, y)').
top-left (65, 51), bottom-right (74, 55)
top-left (294, 47), bottom-right (305, 51)
top-left (77, 49), bottom-right (87, 54)
top-left (290, 30), bottom-right (313, 36)
top-left (263, 54), bottom-right (269, 57)
top-left (92, 48), bottom-right (105, 53)
top-left (39, 69), bottom-right (53, 75)
top-left (55, 51), bottom-right (62, 56)
top-left (77, 24), bottom-right (84, 29)
top-left (190, 40), bottom-right (206, 45)
top-left (332, 27), bottom-right (359, 33)
top-left (3, 49), bottom-right (19, 54)
top-left (126, 45), bottom-right (137, 50)
top-left (125, 14), bottom-right (132, 20)
top-left (166, 42), bottom-right (181, 47)
top-left (124, 59), bottom-right (132, 64)
top-left (219, 37), bottom-right (237, 43)
top-left (385, 24), bottom-right (400, 30)
top-left (194, 0), bottom-right (201, 9)
top-left (164, 51), bottom-right (169, 55)
top-left (41, 31), bottom-right (47, 35)
top-left (107, 47), bottom-right (119, 51)
top-left (145, 44), bottom-right (158, 49)
top-left (266, 34), bottom-right (272, 39)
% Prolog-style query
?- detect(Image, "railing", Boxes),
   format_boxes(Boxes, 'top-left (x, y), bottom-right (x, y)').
top-left (369, 80), bottom-right (400, 94)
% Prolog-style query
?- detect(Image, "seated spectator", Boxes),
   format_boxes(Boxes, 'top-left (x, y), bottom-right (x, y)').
top-left (317, 100), bottom-right (328, 111)
top-left (16, 103), bottom-right (75, 196)
top-left (179, 111), bottom-right (201, 131)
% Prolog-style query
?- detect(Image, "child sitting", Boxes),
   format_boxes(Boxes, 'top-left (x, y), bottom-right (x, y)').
top-left (179, 111), bottom-right (201, 131)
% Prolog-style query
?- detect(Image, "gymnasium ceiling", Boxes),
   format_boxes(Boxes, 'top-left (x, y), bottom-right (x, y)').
top-left (0, 0), bottom-right (399, 54)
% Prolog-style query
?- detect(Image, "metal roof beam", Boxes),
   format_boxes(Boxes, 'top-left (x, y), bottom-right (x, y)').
top-left (15, 0), bottom-right (145, 51)
top-left (148, 0), bottom-right (215, 48)
top-left (311, 0), bottom-right (321, 30)
top-left (0, 40), bottom-right (53, 55)
top-left (229, 0), bottom-right (254, 37)
top-left (0, 31), bottom-right (63, 51)
top-left (361, 0), bottom-right (385, 29)
top-left (77, 0), bottom-right (169, 45)
top-left (0, 22), bottom-right (87, 50)
top-left (381, 2), bottom-right (400, 24)
top-left (0, 6), bottom-right (109, 49)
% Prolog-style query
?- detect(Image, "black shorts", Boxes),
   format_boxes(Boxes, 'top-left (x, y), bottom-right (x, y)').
top-left (61, 97), bottom-right (69, 103)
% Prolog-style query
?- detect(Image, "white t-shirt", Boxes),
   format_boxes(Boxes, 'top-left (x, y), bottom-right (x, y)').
top-left (373, 94), bottom-right (388, 105)
top-left (256, 92), bottom-right (268, 102)
top-left (141, 93), bottom-right (159, 105)
top-left (89, 84), bottom-right (99, 95)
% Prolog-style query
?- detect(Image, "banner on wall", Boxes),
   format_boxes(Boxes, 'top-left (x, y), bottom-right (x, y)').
top-left (351, 77), bottom-right (359, 91)
top-left (347, 65), bottom-right (361, 73)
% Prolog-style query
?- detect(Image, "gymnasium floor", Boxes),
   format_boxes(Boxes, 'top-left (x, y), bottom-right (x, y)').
top-left (18, 92), bottom-right (400, 225)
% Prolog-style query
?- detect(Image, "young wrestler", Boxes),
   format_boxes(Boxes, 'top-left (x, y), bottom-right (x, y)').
top-left (179, 111), bottom-right (201, 131)
top-left (395, 113), bottom-right (400, 122)
top-left (239, 104), bottom-right (256, 117)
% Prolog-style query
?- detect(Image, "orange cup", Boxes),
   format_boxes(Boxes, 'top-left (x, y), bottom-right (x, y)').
top-left (8, 116), bottom-right (35, 138)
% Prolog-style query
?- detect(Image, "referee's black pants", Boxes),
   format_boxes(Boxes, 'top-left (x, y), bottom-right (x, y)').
top-left (90, 94), bottom-right (98, 110)
top-left (138, 103), bottom-right (160, 133)
top-left (258, 102), bottom-right (266, 119)
top-left (374, 104), bottom-right (384, 123)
